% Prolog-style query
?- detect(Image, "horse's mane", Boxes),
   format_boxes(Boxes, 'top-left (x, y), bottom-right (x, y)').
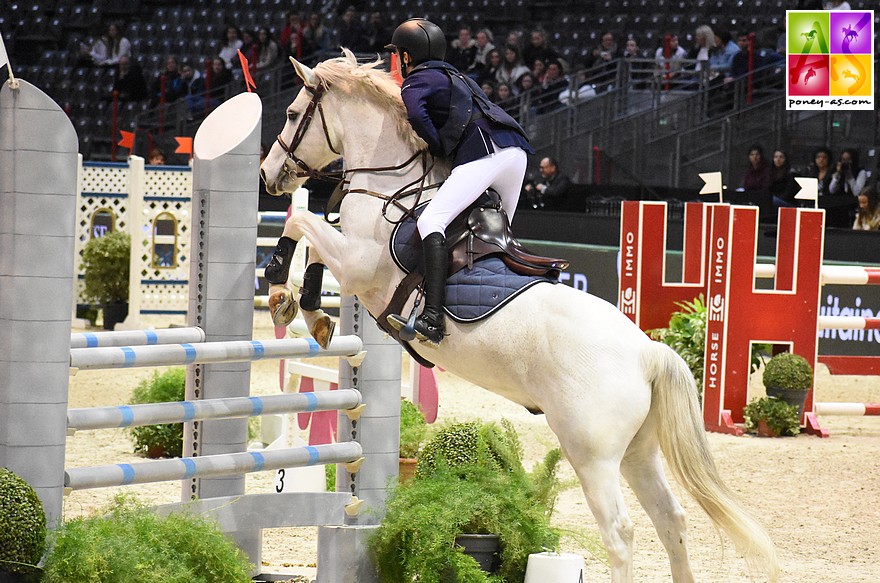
top-left (312, 50), bottom-right (425, 153)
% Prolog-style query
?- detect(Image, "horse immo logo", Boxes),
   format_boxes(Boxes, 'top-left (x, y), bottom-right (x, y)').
top-left (786, 10), bottom-right (874, 111)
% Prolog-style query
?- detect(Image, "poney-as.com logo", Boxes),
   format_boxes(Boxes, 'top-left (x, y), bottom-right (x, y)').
top-left (786, 10), bottom-right (874, 111)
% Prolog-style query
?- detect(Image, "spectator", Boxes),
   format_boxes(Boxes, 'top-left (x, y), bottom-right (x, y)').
top-left (688, 24), bottom-right (717, 82)
top-left (558, 69), bottom-right (597, 105)
top-left (655, 33), bottom-right (688, 85)
top-left (239, 29), bottom-right (259, 72)
top-left (256, 27), bottom-right (280, 70)
top-left (206, 56), bottom-right (233, 107)
top-left (111, 56), bottom-right (147, 102)
top-left (494, 82), bottom-right (513, 105)
top-left (505, 30), bottom-right (523, 52)
top-left (807, 146), bottom-right (834, 198)
top-left (741, 143), bottom-right (771, 192)
top-left (514, 72), bottom-right (539, 119)
top-left (337, 6), bottom-right (367, 52)
top-left (496, 44), bottom-right (530, 87)
top-left (523, 157), bottom-right (571, 210)
top-left (830, 147), bottom-right (868, 198)
top-left (219, 26), bottom-right (244, 70)
top-left (531, 57), bottom-right (547, 84)
top-left (588, 31), bottom-right (619, 91)
top-left (302, 13), bottom-right (331, 58)
top-left (588, 31), bottom-right (618, 69)
top-left (477, 49), bottom-right (502, 86)
top-left (622, 36), bottom-right (650, 89)
top-left (853, 187), bottom-right (880, 231)
top-left (78, 22), bottom-right (131, 67)
top-left (149, 54), bottom-right (184, 108)
top-left (179, 63), bottom-right (206, 116)
top-left (447, 25), bottom-right (477, 73)
top-left (364, 12), bottom-right (388, 53)
top-left (522, 29), bottom-right (558, 72)
top-left (710, 30), bottom-right (740, 77)
top-left (473, 28), bottom-right (496, 69)
top-left (480, 81), bottom-right (495, 102)
top-left (148, 148), bottom-right (166, 165)
top-left (280, 12), bottom-right (305, 59)
top-left (535, 59), bottom-right (568, 114)
top-left (726, 33), bottom-right (752, 81)
top-left (768, 149), bottom-right (799, 207)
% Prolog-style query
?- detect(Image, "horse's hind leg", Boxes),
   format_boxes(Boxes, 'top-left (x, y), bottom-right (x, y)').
top-left (621, 430), bottom-right (694, 582)
top-left (298, 247), bottom-right (335, 349)
top-left (572, 459), bottom-right (636, 583)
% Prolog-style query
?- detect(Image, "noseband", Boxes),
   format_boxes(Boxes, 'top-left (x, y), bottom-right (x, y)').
top-left (276, 82), bottom-right (342, 181)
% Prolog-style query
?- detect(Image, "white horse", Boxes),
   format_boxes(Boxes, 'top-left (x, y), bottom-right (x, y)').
top-left (261, 51), bottom-right (778, 583)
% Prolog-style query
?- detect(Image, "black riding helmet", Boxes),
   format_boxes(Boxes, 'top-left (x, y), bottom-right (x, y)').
top-left (385, 18), bottom-right (446, 77)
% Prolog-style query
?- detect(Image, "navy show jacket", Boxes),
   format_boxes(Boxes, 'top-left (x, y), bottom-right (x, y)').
top-left (400, 60), bottom-right (534, 168)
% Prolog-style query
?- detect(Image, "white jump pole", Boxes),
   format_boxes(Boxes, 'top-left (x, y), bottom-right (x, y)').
top-left (67, 389), bottom-right (363, 432)
top-left (69, 336), bottom-right (363, 370)
top-left (65, 442), bottom-right (363, 491)
top-left (70, 327), bottom-right (206, 348)
top-left (0, 79), bottom-right (79, 527)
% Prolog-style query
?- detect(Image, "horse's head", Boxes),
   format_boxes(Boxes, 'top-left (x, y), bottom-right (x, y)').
top-left (260, 57), bottom-right (344, 196)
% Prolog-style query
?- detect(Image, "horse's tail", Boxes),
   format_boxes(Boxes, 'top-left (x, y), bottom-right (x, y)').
top-left (643, 342), bottom-right (780, 582)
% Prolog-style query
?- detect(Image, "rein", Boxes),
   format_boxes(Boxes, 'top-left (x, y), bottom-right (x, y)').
top-left (275, 81), bottom-right (442, 225)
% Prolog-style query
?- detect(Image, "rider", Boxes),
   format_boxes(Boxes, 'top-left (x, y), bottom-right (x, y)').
top-left (385, 18), bottom-right (535, 345)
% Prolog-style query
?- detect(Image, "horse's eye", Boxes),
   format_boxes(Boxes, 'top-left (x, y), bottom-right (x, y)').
top-left (287, 112), bottom-right (298, 121)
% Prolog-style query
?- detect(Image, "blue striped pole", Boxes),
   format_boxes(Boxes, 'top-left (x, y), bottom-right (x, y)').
top-left (70, 327), bottom-right (205, 349)
top-left (67, 389), bottom-right (362, 431)
top-left (64, 442), bottom-right (363, 491)
top-left (69, 336), bottom-right (363, 370)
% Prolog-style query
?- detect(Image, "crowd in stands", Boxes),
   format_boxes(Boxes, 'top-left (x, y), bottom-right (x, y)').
top-left (740, 143), bottom-right (877, 230)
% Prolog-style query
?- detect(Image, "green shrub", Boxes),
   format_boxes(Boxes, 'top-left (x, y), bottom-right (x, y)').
top-left (649, 296), bottom-right (707, 386)
top-left (128, 368), bottom-right (186, 458)
top-left (763, 352), bottom-right (813, 391)
top-left (0, 468), bottom-right (46, 579)
top-left (743, 397), bottom-right (801, 437)
top-left (80, 231), bottom-right (131, 305)
top-left (399, 398), bottom-right (428, 459)
top-left (42, 495), bottom-right (253, 583)
top-left (371, 421), bottom-right (562, 583)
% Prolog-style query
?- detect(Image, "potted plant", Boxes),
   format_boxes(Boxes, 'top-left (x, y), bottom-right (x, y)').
top-left (370, 420), bottom-right (562, 582)
top-left (743, 397), bottom-right (801, 437)
top-left (0, 468), bottom-right (46, 583)
top-left (398, 398), bottom-right (428, 482)
top-left (762, 351), bottom-right (813, 417)
top-left (80, 230), bottom-right (131, 330)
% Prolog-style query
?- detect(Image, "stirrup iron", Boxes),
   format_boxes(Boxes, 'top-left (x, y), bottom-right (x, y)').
top-left (387, 295), bottom-right (421, 342)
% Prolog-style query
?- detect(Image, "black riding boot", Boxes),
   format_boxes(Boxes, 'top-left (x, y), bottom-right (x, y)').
top-left (412, 232), bottom-right (447, 344)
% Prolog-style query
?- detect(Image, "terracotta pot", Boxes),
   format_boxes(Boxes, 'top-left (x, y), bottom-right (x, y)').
top-left (398, 458), bottom-right (418, 483)
top-left (756, 419), bottom-right (780, 438)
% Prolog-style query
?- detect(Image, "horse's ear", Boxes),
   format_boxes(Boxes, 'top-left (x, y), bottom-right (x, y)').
top-left (290, 56), bottom-right (317, 88)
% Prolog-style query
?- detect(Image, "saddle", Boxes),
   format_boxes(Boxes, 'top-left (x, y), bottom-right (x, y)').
top-left (377, 191), bottom-right (568, 368)
top-left (444, 190), bottom-right (569, 278)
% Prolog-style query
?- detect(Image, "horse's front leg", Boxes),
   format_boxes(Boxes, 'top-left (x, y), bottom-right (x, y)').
top-left (266, 211), bottom-right (349, 340)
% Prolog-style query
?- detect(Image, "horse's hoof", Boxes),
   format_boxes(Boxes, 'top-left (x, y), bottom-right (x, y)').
top-left (387, 314), bottom-right (417, 342)
top-left (271, 291), bottom-right (298, 326)
top-left (311, 315), bottom-right (336, 350)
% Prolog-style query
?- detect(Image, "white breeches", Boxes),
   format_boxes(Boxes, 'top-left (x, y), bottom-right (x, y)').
top-left (416, 144), bottom-right (528, 238)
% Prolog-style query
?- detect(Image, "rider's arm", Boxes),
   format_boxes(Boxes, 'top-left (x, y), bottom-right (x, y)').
top-left (400, 72), bottom-right (445, 157)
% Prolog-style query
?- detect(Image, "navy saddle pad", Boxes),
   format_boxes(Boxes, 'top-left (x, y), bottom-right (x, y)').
top-left (390, 203), bottom-right (556, 323)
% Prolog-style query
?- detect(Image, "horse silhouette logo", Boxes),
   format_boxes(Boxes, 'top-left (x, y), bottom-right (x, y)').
top-left (842, 69), bottom-right (859, 82)
top-left (800, 29), bottom-right (818, 41)
top-left (841, 24), bottom-right (858, 43)
top-left (620, 287), bottom-right (637, 314)
top-left (708, 294), bottom-right (725, 322)
top-left (804, 67), bottom-right (817, 85)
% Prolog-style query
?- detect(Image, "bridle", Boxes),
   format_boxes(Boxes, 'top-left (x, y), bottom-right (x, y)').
top-left (273, 80), bottom-right (442, 224)
top-left (275, 83), bottom-right (342, 182)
